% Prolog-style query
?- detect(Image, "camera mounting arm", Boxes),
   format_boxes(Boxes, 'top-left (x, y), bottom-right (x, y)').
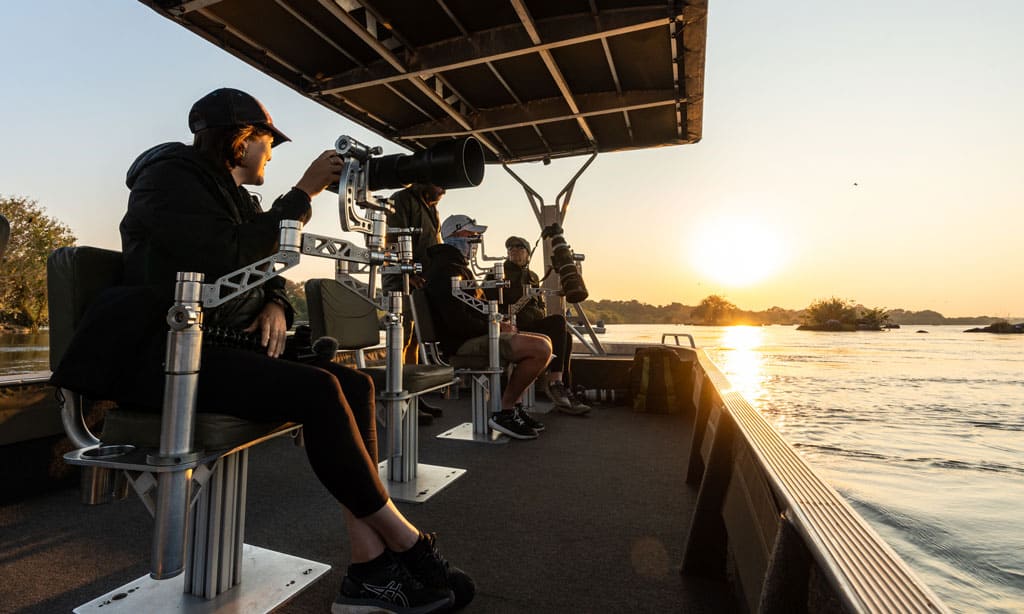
top-left (451, 264), bottom-right (507, 316)
top-left (507, 285), bottom-right (560, 317)
top-left (201, 221), bottom-right (303, 308)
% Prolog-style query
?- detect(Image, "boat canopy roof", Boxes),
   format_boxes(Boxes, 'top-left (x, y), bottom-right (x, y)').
top-left (141, 0), bottom-right (708, 164)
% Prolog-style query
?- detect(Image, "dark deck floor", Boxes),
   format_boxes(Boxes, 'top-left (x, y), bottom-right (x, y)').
top-left (1, 395), bottom-right (736, 613)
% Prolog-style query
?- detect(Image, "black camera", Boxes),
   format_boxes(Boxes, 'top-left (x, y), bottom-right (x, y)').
top-left (541, 223), bottom-right (588, 303)
top-left (333, 136), bottom-right (484, 191)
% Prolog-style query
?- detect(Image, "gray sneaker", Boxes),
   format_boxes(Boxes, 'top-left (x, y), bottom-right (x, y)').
top-left (549, 381), bottom-right (591, 415)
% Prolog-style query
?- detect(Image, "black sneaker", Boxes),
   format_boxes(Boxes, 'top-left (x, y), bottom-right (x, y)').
top-left (334, 551), bottom-right (453, 614)
top-left (488, 410), bottom-right (538, 440)
top-left (397, 532), bottom-right (475, 611)
top-left (514, 404), bottom-right (545, 432)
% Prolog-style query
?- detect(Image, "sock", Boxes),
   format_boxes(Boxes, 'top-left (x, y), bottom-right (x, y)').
top-left (397, 532), bottom-right (430, 562)
top-left (347, 551), bottom-right (390, 578)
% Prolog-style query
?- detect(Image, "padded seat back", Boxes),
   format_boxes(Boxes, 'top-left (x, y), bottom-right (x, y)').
top-left (410, 288), bottom-right (440, 344)
top-left (47, 245), bottom-right (294, 452)
top-left (47, 246), bottom-right (124, 370)
top-left (305, 278), bottom-right (379, 350)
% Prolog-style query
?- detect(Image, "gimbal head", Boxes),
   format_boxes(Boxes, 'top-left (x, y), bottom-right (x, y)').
top-left (335, 135), bottom-right (485, 236)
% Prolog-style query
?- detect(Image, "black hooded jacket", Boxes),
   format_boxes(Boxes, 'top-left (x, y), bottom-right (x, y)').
top-left (121, 142), bottom-right (311, 327)
top-left (422, 243), bottom-right (488, 355)
top-left (51, 143), bottom-right (312, 404)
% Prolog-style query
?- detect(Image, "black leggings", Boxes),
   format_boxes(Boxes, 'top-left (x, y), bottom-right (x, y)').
top-left (519, 315), bottom-right (572, 374)
top-left (194, 347), bottom-right (388, 518)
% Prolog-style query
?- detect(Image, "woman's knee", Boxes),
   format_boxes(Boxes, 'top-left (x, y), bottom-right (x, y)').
top-left (517, 333), bottom-right (552, 358)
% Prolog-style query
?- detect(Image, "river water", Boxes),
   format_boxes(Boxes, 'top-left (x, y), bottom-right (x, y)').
top-left (3, 324), bottom-right (1022, 611)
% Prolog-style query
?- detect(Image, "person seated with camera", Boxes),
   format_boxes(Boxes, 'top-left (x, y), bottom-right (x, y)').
top-left (494, 236), bottom-right (591, 415)
top-left (422, 215), bottom-right (553, 440)
top-left (51, 88), bottom-right (472, 613)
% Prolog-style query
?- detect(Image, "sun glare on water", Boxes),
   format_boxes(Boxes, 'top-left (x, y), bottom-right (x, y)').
top-left (690, 216), bottom-right (785, 287)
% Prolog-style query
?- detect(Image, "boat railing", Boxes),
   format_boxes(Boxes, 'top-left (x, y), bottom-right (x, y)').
top-left (684, 348), bottom-right (948, 613)
top-left (662, 332), bottom-right (696, 348)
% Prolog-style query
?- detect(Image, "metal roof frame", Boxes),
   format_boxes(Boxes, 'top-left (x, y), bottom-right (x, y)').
top-left (142, 0), bottom-right (707, 163)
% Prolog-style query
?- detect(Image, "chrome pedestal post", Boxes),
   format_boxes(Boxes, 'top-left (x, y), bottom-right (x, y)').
top-left (150, 272), bottom-right (205, 581)
top-left (438, 298), bottom-right (508, 444)
top-left (377, 252), bottom-right (465, 501)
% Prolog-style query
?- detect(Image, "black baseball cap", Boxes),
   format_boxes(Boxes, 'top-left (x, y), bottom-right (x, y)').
top-left (188, 88), bottom-right (291, 147)
top-left (505, 236), bottom-right (530, 249)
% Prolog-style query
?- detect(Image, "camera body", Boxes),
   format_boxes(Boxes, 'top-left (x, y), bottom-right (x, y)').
top-left (541, 223), bottom-right (588, 303)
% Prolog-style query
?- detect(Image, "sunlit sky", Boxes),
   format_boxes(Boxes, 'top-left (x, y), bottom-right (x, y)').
top-left (2, 1), bottom-right (1021, 317)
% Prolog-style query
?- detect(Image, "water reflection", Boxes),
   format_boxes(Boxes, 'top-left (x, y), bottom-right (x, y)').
top-left (713, 326), bottom-right (768, 409)
top-left (0, 331), bottom-right (50, 375)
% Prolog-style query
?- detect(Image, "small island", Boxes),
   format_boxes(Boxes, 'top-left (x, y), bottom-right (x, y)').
top-left (795, 298), bottom-right (890, 332)
top-left (964, 321), bottom-right (1024, 334)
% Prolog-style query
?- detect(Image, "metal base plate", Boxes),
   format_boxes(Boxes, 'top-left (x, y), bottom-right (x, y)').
top-left (436, 422), bottom-right (509, 444)
top-left (377, 461), bottom-right (466, 503)
top-left (73, 545), bottom-right (329, 613)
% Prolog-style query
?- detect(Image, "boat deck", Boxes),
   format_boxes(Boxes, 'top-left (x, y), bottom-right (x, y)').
top-left (0, 393), bottom-right (737, 613)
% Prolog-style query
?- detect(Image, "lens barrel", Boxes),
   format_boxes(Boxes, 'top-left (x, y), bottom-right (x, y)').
top-left (549, 235), bottom-right (588, 303)
top-left (368, 138), bottom-right (485, 190)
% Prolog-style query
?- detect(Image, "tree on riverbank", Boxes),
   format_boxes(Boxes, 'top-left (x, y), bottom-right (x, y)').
top-left (691, 294), bottom-right (738, 325)
top-left (0, 196), bottom-right (76, 330)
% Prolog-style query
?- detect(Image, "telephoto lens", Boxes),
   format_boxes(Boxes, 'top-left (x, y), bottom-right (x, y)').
top-left (542, 224), bottom-right (588, 303)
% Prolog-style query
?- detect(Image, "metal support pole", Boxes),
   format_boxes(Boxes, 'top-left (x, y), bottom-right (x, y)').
top-left (502, 153), bottom-right (596, 319)
top-left (150, 272), bottom-right (204, 580)
top-left (383, 291), bottom-right (410, 481)
top-left (486, 300), bottom-right (502, 418)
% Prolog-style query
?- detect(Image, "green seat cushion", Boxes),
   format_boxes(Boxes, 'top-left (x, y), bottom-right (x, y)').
top-left (101, 410), bottom-right (292, 450)
top-left (361, 365), bottom-right (455, 394)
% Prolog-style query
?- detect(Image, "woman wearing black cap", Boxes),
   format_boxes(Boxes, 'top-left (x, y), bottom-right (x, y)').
top-left (54, 88), bottom-right (471, 614)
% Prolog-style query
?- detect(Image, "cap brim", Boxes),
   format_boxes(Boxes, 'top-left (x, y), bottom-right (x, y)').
top-left (264, 124), bottom-right (291, 147)
top-left (464, 223), bottom-right (487, 233)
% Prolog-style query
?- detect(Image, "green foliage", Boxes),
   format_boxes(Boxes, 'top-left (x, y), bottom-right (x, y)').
top-left (0, 196), bottom-right (76, 330)
top-left (691, 294), bottom-right (738, 325)
top-left (857, 306), bottom-right (890, 330)
top-left (283, 279), bottom-right (309, 323)
top-left (803, 297), bottom-right (858, 327)
top-left (576, 297), bottom-right (800, 326)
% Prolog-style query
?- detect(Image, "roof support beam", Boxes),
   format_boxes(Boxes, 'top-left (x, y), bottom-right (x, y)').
top-left (510, 0), bottom-right (595, 145)
top-left (432, 0), bottom-right (534, 157)
top-left (399, 90), bottom-right (680, 140)
top-left (316, 8), bottom-right (670, 96)
top-left (317, 0), bottom-right (504, 157)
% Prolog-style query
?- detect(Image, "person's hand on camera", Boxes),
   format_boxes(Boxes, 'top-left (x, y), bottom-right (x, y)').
top-left (245, 301), bottom-right (288, 358)
top-left (294, 150), bottom-right (343, 199)
top-left (408, 274), bottom-right (427, 289)
top-left (500, 321), bottom-right (517, 333)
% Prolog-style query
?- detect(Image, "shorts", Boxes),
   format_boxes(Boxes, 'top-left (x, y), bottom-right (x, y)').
top-left (455, 333), bottom-right (516, 363)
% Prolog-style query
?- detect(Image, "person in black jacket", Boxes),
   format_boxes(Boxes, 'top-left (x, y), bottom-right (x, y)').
top-left (499, 236), bottom-right (590, 415)
top-left (422, 215), bottom-right (552, 440)
top-left (381, 183), bottom-right (447, 422)
top-left (54, 88), bottom-right (470, 613)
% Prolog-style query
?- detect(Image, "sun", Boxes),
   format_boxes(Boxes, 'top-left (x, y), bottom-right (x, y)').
top-left (689, 216), bottom-right (785, 287)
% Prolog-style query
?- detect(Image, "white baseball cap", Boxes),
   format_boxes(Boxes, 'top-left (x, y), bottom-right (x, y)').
top-left (441, 214), bottom-right (487, 239)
